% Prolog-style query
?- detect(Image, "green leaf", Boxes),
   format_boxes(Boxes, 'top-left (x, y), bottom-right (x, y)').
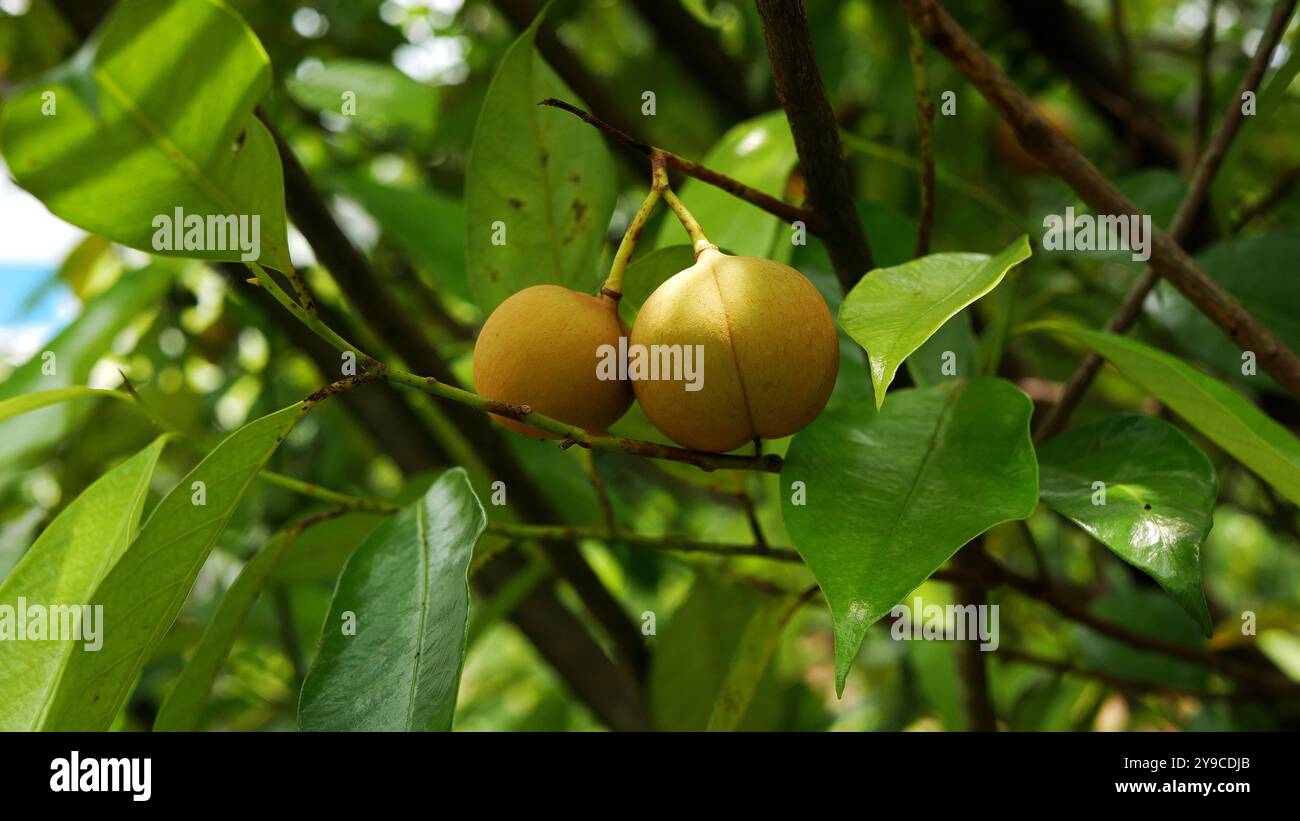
top-left (0, 436), bottom-right (167, 731)
top-left (0, 266), bottom-right (173, 467)
top-left (463, 7), bottom-right (615, 314)
top-left (332, 174), bottom-right (470, 303)
top-left (617, 244), bottom-right (695, 326)
top-left (154, 529), bottom-right (299, 732)
top-left (1039, 414), bottom-right (1215, 635)
top-left (654, 110), bottom-right (797, 259)
top-left (0, 0), bottom-right (291, 271)
top-left (41, 403), bottom-right (306, 730)
top-left (299, 468), bottom-right (486, 731)
top-left (286, 59), bottom-right (437, 138)
top-left (1031, 323), bottom-right (1300, 506)
top-left (0, 387), bottom-right (130, 423)
top-left (781, 378), bottom-right (1038, 694)
top-left (706, 592), bottom-right (803, 732)
top-left (840, 235), bottom-right (1031, 409)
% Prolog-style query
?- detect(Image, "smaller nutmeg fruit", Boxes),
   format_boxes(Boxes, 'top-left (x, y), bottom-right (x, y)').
top-left (473, 284), bottom-right (632, 437)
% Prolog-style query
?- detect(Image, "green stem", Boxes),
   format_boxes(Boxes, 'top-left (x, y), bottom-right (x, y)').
top-left (485, 521), bottom-right (801, 562)
top-left (601, 186), bottom-right (662, 296)
top-left (656, 159), bottom-right (715, 256)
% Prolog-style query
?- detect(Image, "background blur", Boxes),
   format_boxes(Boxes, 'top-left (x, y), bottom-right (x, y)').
top-left (2, 0), bottom-right (1300, 730)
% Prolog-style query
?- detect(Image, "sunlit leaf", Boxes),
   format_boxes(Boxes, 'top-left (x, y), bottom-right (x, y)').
top-left (0, 436), bottom-right (167, 730)
top-left (1040, 414), bottom-right (1215, 635)
top-left (840, 235), bottom-right (1030, 408)
top-left (42, 403), bottom-right (306, 730)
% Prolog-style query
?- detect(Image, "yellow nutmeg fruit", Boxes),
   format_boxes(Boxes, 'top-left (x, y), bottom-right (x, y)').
top-left (629, 248), bottom-right (838, 453)
top-left (473, 284), bottom-right (633, 437)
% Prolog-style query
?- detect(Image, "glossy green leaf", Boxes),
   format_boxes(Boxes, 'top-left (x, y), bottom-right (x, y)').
top-left (840, 235), bottom-right (1031, 409)
top-left (42, 403), bottom-right (306, 730)
top-left (1039, 414), bottom-right (1215, 635)
top-left (154, 529), bottom-right (300, 731)
top-left (781, 378), bottom-right (1038, 693)
top-left (706, 592), bottom-right (803, 732)
top-left (463, 8), bottom-right (615, 313)
top-left (332, 174), bottom-right (470, 303)
top-left (286, 59), bottom-right (437, 137)
top-left (0, 266), bottom-right (173, 467)
top-left (1032, 322), bottom-right (1300, 506)
top-left (0, 436), bottom-right (167, 731)
top-left (299, 468), bottom-right (486, 731)
top-left (654, 110), bottom-right (797, 259)
top-left (271, 511), bottom-right (389, 584)
top-left (0, 0), bottom-right (291, 270)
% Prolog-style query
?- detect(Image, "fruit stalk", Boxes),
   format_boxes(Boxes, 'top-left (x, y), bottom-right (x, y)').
top-left (600, 182), bottom-right (662, 297)
top-left (654, 157), bottom-right (716, 257)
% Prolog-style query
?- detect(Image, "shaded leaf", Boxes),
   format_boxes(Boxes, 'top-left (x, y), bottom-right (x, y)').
top-left (617, 244), bottom-right (695, 326)
top-left (42, 404), bottom-right (306, 730)
top-left (1032, 322), bottom-right (1300, 506)
top-left (299, 468), bottom-right (485, 731)
top-left (286, 59), bottom-right (437, 137)
top-left (464, 7), bottom-right (615, 313)
top-left (781, 378), bottom-right (1038, 693)
top-left (840, 235), bottom-right (1031, 408)
top-left (1040, 414), bottom-right (1215, 635)
top-left (707, 591), bottom-right (804, 732)
top-left (0, 436), bottom-right (167, 730)
top-left (0, 387), bottom-right (129, 423)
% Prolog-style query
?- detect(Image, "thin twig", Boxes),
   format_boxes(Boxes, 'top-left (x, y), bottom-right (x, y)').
top-left (908, 24), bottom-right (936, 257)
top-left (538, 98), bottom-right (812, 228)
top-left (1188, 0), bottom-right (1220, 174)
top-left (1032, 0), bottom-right (1300, 441)
top-left (996, 648), bottom-right (1263, 702)
top-left (1230, 164), bottom-right (1300, 232)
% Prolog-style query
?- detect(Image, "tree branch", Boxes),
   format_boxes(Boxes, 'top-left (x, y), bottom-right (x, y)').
top-left (538, 98), bottom-right (812, 228)
top-left (1033, 0), bottom-right (1300, 441)
top-left (755, 0), bottom-right (875, 291)
top-left (908, 24), bottom-right (937, 257)
top-left (899, 0), bottom-right (1300, 403)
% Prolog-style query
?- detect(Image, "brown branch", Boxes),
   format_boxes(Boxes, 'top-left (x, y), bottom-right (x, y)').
top-left (909, 24), bottom-right (937, 257)
top-left (755, 0), bottom-right (875, 292)
top-left (1005, 0), bottom-right (1181, 169)
top-left (1034, 0), bottom-right (1300, 441)
top-left (994, 565), bottom-right (1297, 696)
top-left (898, 0), bottom-right (1300, 402)
top-left (538, 98), bottom-right (812, 228)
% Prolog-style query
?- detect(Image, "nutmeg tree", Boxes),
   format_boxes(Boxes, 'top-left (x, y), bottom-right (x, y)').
top-left (1, 0), bottom-right (1299, 734)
